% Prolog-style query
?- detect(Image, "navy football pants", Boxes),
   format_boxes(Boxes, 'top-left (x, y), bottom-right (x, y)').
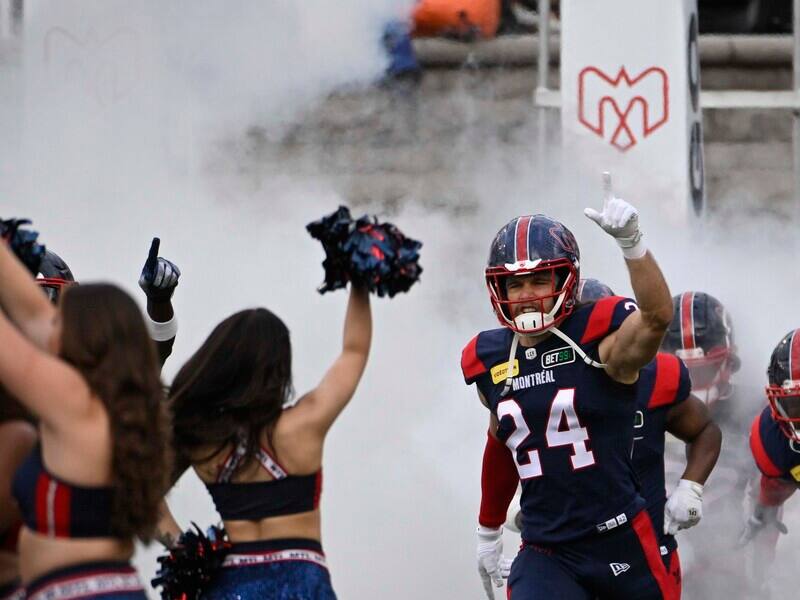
top-left (507, 511), bottom-right (679, 600)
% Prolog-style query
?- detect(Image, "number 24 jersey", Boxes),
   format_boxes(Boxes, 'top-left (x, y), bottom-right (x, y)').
top-left (462, 297), bottom-right (645, 544)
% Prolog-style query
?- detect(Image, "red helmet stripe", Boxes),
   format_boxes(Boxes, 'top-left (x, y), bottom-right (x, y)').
top-left (790, 329), bottom-right (800, 381)
top-left (680, 292), bottom-right (695, 350)
top-left (515, 216), bottom-right (532, 263)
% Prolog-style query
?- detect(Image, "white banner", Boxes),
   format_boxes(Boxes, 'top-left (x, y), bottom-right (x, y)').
top-left (560, 0), bottom-right (704, 222)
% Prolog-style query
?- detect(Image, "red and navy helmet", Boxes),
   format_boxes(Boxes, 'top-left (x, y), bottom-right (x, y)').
top-left (661, 291), bottom-right (739, 405)
top-left (36, 250), bottom-right (75, 304)
top-left (485, 214), bottom-right (580, 334)
top-left (766, 329), bottom-right (800, 442)
top-left (577, 278), bottom-right (615, 304)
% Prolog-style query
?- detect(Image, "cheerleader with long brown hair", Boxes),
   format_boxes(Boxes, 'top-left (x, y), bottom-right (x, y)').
top-left (0, 237), bottom-right (171, 600)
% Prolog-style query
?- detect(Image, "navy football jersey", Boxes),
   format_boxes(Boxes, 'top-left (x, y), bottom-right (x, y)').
top-left (632, 353), bottom-right (691, 554)
top-left (749, 405), bottom-right (800, 487)
top-left (462, 296), bottom-right (644, 544)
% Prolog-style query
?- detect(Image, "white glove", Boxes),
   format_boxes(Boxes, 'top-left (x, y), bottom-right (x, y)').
top-left (477, 525), bottom-right (512, 599)
top-left (663, 479), bottom-right (704, 535)
top-left (737, 503), bottom-right (788, 547)
top-left (584, 172), bottom-right (646, 259)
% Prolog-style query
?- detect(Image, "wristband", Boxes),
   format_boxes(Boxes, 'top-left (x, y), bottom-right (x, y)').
top-left (617, 235), bottom-right (647, 260)
top-left (146, 314), bottom-right (178, 342)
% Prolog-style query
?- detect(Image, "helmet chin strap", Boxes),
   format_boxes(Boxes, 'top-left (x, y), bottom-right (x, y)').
top-left (500, 333), bottom-right (520, 398)
top-left (501, 323), bottom-right (605, 398)
top-left (549, 327), bottom-right (606, 369)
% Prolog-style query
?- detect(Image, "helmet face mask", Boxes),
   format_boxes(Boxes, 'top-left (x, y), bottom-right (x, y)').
top-left (36, 250), bottom-right (76, 305)
top-left (485, 215), bottom-right (580, 336)
top-left (766, 329), bottom-right (800, 442)
top-left (486, 260), bottom-right (577, 335)
top-left (675, 346), bottom-right (735, 403)
top-left (37, 277), bottom-right (73, 303)
top-left (766, 382), bottom-right (800, 443)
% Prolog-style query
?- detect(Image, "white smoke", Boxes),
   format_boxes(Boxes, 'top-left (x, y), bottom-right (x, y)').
top-left (2, 2), bottom-right (798, 599)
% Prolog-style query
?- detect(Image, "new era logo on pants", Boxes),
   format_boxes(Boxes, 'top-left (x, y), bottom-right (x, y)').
top-left (610, 562), bottom-right (630, 577)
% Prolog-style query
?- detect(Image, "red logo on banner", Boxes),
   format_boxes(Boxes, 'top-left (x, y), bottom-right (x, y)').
top-left (578, 67), bottom-right (669, 152)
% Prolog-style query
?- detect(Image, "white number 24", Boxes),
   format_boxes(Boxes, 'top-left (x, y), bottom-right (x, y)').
top-left (496, 388), bottom-right (595, 479)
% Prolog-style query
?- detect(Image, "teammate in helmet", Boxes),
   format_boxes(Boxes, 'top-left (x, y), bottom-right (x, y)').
top-left (661, 292), bottom-right (740, 412)
top-left (35, 250), bottom-right (74, 303)
top-left (739, 329), bottom-right (800, 546)
top-left (575, 277), bottom-right (614, 303)
top-left (463, 174), bottom-right (677, 600)
top-left (496, 278), bottom-right (722, 598)
top-left (736, 329), bottom-right (800, 597)
top-left (33, 239), bottom-right (181, 367)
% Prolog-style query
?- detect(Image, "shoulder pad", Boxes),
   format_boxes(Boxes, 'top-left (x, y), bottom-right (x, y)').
top-left (749, 407), bottom-right (783, 478)
top-left (579, 296), bottom-right (638, 344)
top-left (461, 329), bottom-right (510, 385)
top-left (647, 354), bottom-right (689, 409)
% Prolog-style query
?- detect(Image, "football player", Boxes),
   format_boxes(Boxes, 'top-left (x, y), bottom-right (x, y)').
top-left (660, 292), bottom-right (740, 421)
top-left (462, 176), bottom-right (677, 599)
top-left (492, 279), bottom-right (722, 599)
top-left (738, 329), bottom-right (800, 571)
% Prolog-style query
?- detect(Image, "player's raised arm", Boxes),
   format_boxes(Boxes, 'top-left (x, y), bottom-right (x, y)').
top-left (586, 173), bottom-right (673, 383)
top-left (138, 237), bottom-right (181, 367)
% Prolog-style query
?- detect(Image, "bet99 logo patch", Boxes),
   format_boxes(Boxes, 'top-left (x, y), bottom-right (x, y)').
top-left (541, 347), bottom-right (576, 369)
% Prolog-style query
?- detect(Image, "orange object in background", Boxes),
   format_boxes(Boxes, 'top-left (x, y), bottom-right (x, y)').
top-left (412, 0), bottom-right (500, 39)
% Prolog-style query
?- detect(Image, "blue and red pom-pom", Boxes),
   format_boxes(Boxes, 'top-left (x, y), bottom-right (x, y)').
top-left (1, 218), bottom-right (45, 275)
top-left (307, 206), bottom-right (422, 297)
top-left (151, 524), bottom-right (231, 600)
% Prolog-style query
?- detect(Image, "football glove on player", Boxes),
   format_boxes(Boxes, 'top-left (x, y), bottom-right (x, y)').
top-left (477, 525), bottom-right (512, 599)
top-left (664, 479), bottom-right (704, 535)
top-left (737, 503), bottom-right (788, 547)
top-left (139, 237), bottom-right (181, 302)
top-left (584, 172), bottom-right (646, 259)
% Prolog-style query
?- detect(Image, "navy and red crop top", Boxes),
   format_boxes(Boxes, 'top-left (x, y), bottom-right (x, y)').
top-left (11, 445), bottom-right (115, 538)
top-left (204, 442), bottom-right (322, 521)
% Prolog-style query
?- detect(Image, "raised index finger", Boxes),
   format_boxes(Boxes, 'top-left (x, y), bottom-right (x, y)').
top-left (146, 237), bottom-right (160, 270)
top-left (602, 171), bottom-right (613, 209)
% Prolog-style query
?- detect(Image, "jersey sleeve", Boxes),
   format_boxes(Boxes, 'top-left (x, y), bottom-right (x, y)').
top-left (461, 334), bottom-right (489, 385)
top-left (647, 353), bottom-right (690, 410)
top-left (579, 296), bottom-right (639, 345)
top-left (749, 408), bottom-right (784, 478)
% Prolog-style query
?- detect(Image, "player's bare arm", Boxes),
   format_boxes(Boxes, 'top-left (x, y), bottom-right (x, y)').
top-left (585, 174), bottom-right (673, 382)
top-left (666, 394), bottom-right (721, 485)
top-left (661, 393), bottom-right (722, 535)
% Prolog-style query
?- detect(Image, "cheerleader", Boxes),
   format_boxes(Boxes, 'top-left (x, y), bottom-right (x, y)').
top-left (156, 207), bottom-right (421, 600)
top-left (0, 237), bottom-right (171, 600)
